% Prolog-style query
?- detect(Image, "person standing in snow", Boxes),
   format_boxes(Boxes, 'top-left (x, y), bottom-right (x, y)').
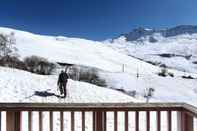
top-left (57, 69), bottom-right (69, 98)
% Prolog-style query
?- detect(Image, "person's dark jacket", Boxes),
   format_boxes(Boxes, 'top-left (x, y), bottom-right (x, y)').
top-left (57, 72), bottom-right (68, 85)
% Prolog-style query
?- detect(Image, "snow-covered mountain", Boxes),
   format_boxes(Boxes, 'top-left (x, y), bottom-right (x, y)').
top-left (121, 25), bottom-right (197, 41)
top-left (109, 25), bottom-right (197, 73)
top-left (1, 27), bottom-right (197, 106)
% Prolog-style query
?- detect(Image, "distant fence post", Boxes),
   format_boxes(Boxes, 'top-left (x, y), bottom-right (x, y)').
top-left (122, 64), bottom-right (125, 72)
top-left (6, 111), bottom-right (21, 131)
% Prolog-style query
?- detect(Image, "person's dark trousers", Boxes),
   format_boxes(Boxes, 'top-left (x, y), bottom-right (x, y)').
top-left (59, 83), bottom-right (64, 95)
top-left (59, 82), bottom-right (67, 97)
top-left (63, 83), bottom-right (67, 98)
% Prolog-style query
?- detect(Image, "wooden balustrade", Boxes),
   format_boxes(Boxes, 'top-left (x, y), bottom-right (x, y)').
top-left (0, 102), bottom-right (196, 131)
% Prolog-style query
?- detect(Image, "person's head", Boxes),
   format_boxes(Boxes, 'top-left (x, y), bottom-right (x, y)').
top-left (61, 70), bottom-right (64, 73)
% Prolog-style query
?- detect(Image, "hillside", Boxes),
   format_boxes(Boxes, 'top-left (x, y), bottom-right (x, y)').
top-left (109, 25), bottom-right (197, 73)
top-left (0, 66), bottom-right (137, 103)
top-left (0, 27), bottom-right (197, 106)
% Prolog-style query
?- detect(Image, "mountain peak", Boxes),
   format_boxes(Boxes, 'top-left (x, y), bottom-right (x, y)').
top-left (133, 27), bottom-right (153, 32)
top-left (121, 25), bottom-right (197, 42)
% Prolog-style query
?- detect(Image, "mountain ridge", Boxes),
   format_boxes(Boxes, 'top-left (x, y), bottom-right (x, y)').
top-left (120, 25), bottom-right (197, 42)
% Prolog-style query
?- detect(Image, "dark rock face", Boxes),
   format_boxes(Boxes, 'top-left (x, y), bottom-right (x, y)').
top-left (164, 25), bottom-right (197, 37)
top-left (149, 36), bottom-right (158, 43)
top-left (121, 25), bottom-right (197, 42)
top-left (123, 27), bottom-right (156, 41)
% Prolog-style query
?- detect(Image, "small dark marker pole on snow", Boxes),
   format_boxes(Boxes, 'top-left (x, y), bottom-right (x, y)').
top-left (137, 67), bottom-right (139, 78)
top-left (122, 64), bottom-right (125, 72)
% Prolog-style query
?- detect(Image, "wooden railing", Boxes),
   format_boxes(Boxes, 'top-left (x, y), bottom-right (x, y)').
top-left (0, 102), bottom-right (197, 131)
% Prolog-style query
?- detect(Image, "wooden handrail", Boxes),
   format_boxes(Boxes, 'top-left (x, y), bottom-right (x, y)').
top-left (182, 103), bottom-right (197, 117)
top-left (0, 102), bottom-right (187, 110)
top-left (1, 102), bottom-right (197, 131)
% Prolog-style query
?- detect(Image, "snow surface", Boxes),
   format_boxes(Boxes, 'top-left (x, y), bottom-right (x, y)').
top-left (0, 27), bottom-right (161, 73)
top-left (109, 34), bottom-right (197, 73)
top-left (0, 67), bottom-right (137, 103)
top-left (0, 28), bottom-right (197, 105)
top-left (0, 27), bottom-right (197, 131)
top-left (0, 27), bottom-right (197, 106)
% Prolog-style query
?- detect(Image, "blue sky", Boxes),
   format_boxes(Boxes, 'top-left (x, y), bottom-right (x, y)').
top-left (0, 0), bottom-right (197, 40)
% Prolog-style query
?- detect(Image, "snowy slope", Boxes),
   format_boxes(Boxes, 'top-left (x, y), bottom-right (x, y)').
top-left (1, 27), bottom-right (197, 106)
top-left (109, 26), bottom-right (197, 73)
top-left (0, 27), bottom-right (160, 103)
top-left (0, 67), bottom-right (138, 103)
top-left (102, 71), bottom-right (197, 106)
top-left (0, 27), bottom-right (161, 74)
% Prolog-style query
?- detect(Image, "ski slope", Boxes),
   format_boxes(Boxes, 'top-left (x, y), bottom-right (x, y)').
top-left (0, 27), bottom-right (197, 107)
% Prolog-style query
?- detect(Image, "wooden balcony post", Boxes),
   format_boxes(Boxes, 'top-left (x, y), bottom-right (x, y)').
top-left (184, 113), bottom-right (193, 131)
top-left (94, 111), bottom-right (106, 131)
top-left (60, 111), bottom-right (64, 131)
top-left (0, 112), bottom-right (1, 131)
top-left (71, 111), bottom-right (75, 131)
top-left (146, 111), bottom-right (150, 131)
top-left (125, 111), bottom-right (128, 131)
top-left (49, 111), bottom-right (53, 131)
top-left (167, 111), bottom-right (172, 131)
top-left (157, 111), bottom-right (161, 131)
top-left (177, 111), bottom-right (182, 131)
top-left (104, 112), bottom-right (107, 131)
top-left (82, 111), bottom-right (85, 131)
top-left (6, 111), bottom-right (21, 131)
top-left (178, 112), bottom-right (193, 131)
top-left (114, 111), bottom-right (118, 131)
top-left (93, 112), bottom-right (96, 131)
top-left (135, 111), bottom-right (139, 131)
top-left (28, 111), bottom-right (32, 131)
top-left (39, 111), bottom-right (43, 131)
top-left (96, 111), bottom-right (103, 131)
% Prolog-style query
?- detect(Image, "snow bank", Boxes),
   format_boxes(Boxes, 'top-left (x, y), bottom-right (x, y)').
top-left (0, 67), bottom-right (138, 103)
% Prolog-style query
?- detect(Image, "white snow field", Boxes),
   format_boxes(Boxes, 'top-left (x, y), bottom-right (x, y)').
top-left (1, 27), bottom-right (197, 105)
top-left (108, 34), bottom-right (197, 73)
top-left (0, 27), bottom-right (197, 131)
top-left (0, 67), bottom-right (137, 103)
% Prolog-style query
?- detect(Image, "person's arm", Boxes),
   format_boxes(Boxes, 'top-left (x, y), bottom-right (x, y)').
top-left (66, 67), bottom-right (70, 79)
top-left (66, 73), bottom-right (70, 79)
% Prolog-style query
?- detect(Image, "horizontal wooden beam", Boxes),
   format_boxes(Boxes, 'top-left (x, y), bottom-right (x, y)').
top-left (0, 103), bottom-right (185, 111)
top-left (0, 103), bottom-right (196, 117)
